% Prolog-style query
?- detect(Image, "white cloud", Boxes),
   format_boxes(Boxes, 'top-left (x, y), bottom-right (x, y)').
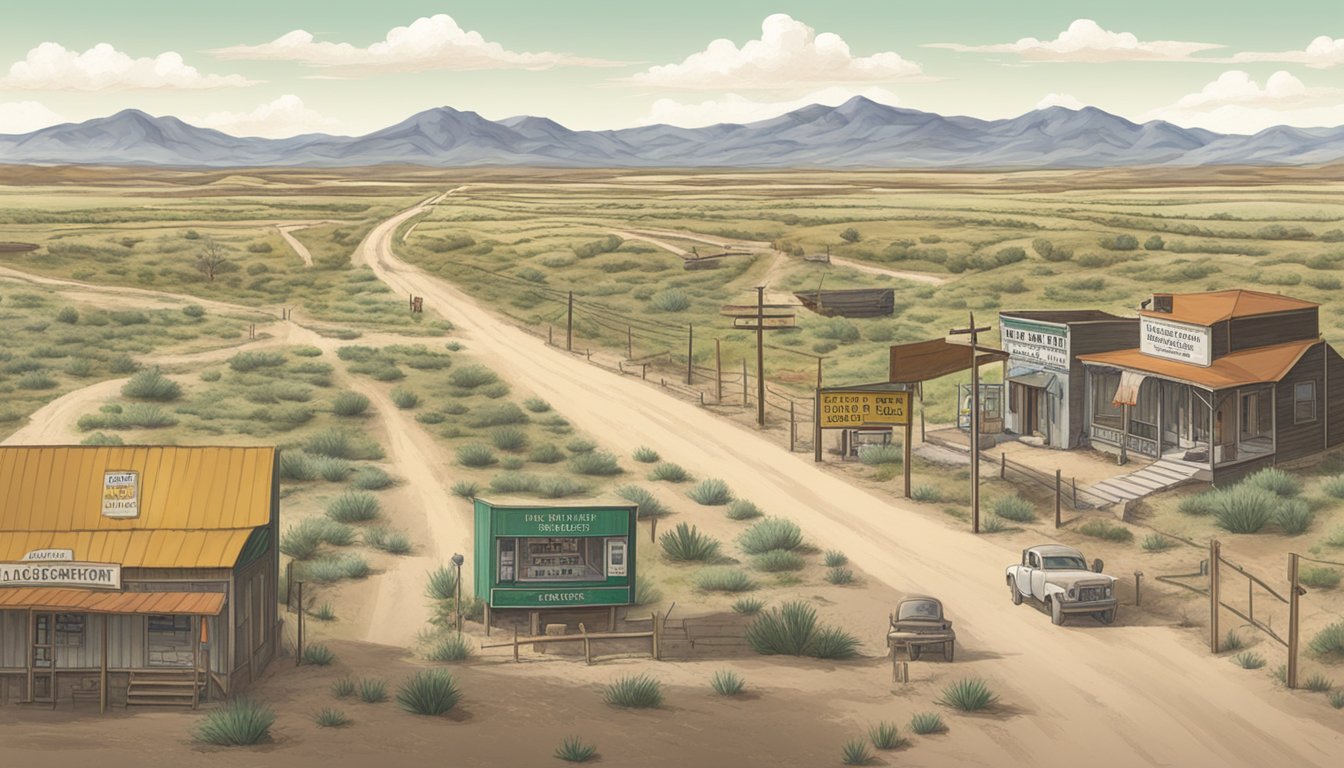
top-left (0, 100), bottom-right (65, 133)
top-left (926, 19), bottom-right (1223, 63)
top-left (626, 14), bottom-right (923, 90)
top-left (1143, 70), bottom-right (1344, 134)
top-left (188, 94), bottom-right (341, 138)
top-left (0, 42), bottom-right (255, 90)
top-left (638, 87), bottom-right (901, 128)
top-left (213, 14), bottom-right (617, 72)
top-left (1035, 93), bottom-right (1086, 110)
top-left (1232, 36), bottom-right (1344, 69)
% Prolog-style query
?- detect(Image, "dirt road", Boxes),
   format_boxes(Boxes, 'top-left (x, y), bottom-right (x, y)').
top-left (277, 225), bottom-right (317, 267)
top-left (357, 195), bottom-right (1344, 768)
top-left (828, 254), bottom-right (948, 285)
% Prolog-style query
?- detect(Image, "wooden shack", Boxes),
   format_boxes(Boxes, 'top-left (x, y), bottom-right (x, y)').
top-left (794, 288), bottom-right (895, 318)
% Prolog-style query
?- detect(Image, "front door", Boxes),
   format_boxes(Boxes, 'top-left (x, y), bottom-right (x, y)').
top-left (29, 612), bottom-right (55, 703)
top-left (1023, 390), bottom-right (1038, 437)
top-left (1161, 381), bottom-right (1183, 449)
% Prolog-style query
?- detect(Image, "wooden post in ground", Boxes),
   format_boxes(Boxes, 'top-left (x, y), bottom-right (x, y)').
top-left (484, 603), bottom-right (491, 637)
top-left (904, 417), bottom-right (913, 498)
top-left (650, 516), bottom-right (658, 544)
top-left (627, 326), bottom-right (633, 359)
top-left (715, 339), bottom-right (723, 403)
top-left (512, 627), bottom-right (519, 663)
top-left (566, 291), bottom-right (573, 352)
top-left (742, 360), bottom-right (748, 405)
top-left (1209, 539), bottom-right (1221, 653)
top-left (1288, 552), bottom-right (1301, 689)
top-left (1055, 470), bottom-right (1062, 528)
top-left (99, 614), bottom-right (108, 713)
top-left (548, 326), bottom-right (553, 346)
top-left (1000, 453), bottom-right (1006, 480)
top-left (755, 287), bottom-right (765, 427)
top-left (814, 387), bottom-right (823, 463)
top-left (609, 606), bottom-right (617, 633)
top-left (191, 615), bottom-right (200, 710)
top-left (580, 623), bottom-right (592, 665)
top-left (295, 580), bottom-right (304, 666)
top-left (790, 401), bottom-right (796, 451)
top-left (686, 323), bottom-right (694, 385)
top-left (651, 612), bottom-right (661, 661)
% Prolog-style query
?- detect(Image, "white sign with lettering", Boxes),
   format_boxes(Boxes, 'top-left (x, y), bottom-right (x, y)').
top-left (1141, 316), bottom-right (1211, 366)
top-left (102, 471), bottom-right (140, 518)
top-left (0, 562), bottom-right (122, 589)
top-left (22, 549), bottom-right (73, 562)
top-left (1001, 318), bottom-right (1070, 372)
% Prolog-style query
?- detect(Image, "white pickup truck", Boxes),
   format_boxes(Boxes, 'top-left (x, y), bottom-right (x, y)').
top-left (1006, 544), bottom-right (1117, 626)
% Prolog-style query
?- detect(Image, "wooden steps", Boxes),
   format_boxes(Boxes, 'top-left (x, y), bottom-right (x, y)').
top-left (126, 669), bottom-right (202, 708)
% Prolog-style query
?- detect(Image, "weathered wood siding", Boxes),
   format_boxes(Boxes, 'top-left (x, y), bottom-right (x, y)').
top-left (1211, 320), bottom-right (1231, 359)
top-left (0, 611), bottom-right (23, 668)
top-left (1229, 309), bottom-right (1319, 353)
top-left (1328, 345), bottom-right (1344, 448)
top-left (1275, 343), bottom-right (1326, 462)
top-left (1067, 320), bottom-right (1140, 448)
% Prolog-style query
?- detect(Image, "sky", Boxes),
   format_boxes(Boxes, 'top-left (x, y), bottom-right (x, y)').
top-left (0, 0), bottom-right (1341, 137)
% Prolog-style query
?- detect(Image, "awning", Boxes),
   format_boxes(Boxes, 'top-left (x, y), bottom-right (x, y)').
top-left (0, 588), bottom-right (225, 615)
top-left (890, 338), bottom-right (1010, 384)
top-left (1112, 371), bottom-right (1148, 407)
top-left (1080, 339), bottom-right (1320, 390)
top-left (1008, 371), bottom-right (1056, 390)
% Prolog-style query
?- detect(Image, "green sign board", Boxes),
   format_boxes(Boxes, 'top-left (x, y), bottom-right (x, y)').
top-left (493, 507), bottom-right (630, 537)
top-left (490, 586), bottom-right (631, 608)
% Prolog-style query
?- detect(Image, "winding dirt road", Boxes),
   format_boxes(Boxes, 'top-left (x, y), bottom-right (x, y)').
top-left (356, 194), bottom-right (1344, 768)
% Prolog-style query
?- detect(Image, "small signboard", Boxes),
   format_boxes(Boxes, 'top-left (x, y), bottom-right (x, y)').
top-left (22, 549), bottom-right (74, 562)
top-left (411, 296), bottom-right (424, 314)
top-left (1001, 317), bottom-right (1070, 372)
top-left (732, 315), bottom-right (796, 330)
top-left (101, 471), bottom-right (140, 518)
top-left (820, 390), bottom-right (911, 428)
top-left (0, 562), bottom-right (122, 589)
top-left (1141, 315), bottom-right (1211, 366)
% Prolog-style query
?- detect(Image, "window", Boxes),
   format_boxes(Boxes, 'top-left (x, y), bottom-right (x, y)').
top-left (1295, 381), bottom-right (1317, 424)
top-left (1091, 371), bottom-right (1123, 429)
top-left (55, 613), bottom-right (84, 647)
top-left (147, 614), bottom-right (192, 667)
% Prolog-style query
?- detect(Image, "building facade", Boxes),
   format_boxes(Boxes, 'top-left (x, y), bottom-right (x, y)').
top-left (1078, 290), bottom-right (1344, 481)
top-left (999, 310), bottom-right (1139, 449)
top-left (0, 446), bottom-right (280, 709)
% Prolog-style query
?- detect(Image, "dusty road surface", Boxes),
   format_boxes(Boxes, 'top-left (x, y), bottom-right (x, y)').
top-left (277, 225), bottom-right (317, 267)
top-left (828, 254), bottom-right (948, 285)
top-left (355, 194), bottom-right (1344, 768)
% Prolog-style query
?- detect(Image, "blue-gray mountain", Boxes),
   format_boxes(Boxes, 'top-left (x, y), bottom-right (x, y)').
top-left (2, 97), bottom-right (1342, 169)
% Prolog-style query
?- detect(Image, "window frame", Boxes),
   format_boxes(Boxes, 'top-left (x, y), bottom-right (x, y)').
top-left (1294, 380), bottom-right (1317, 425)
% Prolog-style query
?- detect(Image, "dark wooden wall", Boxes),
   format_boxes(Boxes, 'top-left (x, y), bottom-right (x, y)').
top-left (1329, 345), bottom-right (1344, 448)
top-left (1067, 321), bottom-right (1139, 447)
top-left (1275, 343), bottom-right (1326, 462)
top-left (1229, 309), bottom-right (1319, 353)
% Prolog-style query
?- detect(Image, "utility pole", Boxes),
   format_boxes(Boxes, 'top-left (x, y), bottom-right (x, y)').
top-left (566, 291), bottom-right (574, 352)
top-left (1209, 539), bottom-right (1221, 653)
top-left (627, 325), bottom-right (633, 359)
top-left (814, 357), bottom-right (824, 463)
top-left (715, 339), bottom-right (723, 403)
top-left (756, 286), bottom-right (766, 427)
top-left (950, 311), bottom-right (992, 534)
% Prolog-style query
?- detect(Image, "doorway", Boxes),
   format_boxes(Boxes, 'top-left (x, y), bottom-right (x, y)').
top-left (29, 612), bottom-right (54, 704)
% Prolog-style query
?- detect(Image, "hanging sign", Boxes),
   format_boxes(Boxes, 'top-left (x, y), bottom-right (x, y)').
top-left (0, 562), bottom-right (122, 589)
top-left (819, 390), bottom-right (910, 428)
top-left (1141, 316), bottom-right (1211, 366)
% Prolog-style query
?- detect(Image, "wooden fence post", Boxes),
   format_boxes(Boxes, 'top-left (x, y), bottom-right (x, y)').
top-left (1288, 552), bottom-right (1301, 689)
top-left (1054, 469), bottom-right (1062, 529)
top-left (650, 516), bottom-right (658, 544)
top-left (903, 417), bottom-right (913, 498)
top-left (1000, 453), bottom-right (1006, 480)
top-left (651, 612), bottom-right (661, 661)
top-left (742, 360), bottom-right (748, 405)
top-left (580, 623), bottom-right (592, 665)
top-left (1209, 539), bottom-right (1221, 653)
top-left (716, 339), bottom-right (723, 403)
top-left (512, 627), bottom-right (519, 663)
top-left (295, 580), bottom-right (304, 666)
top-left (790, 401), bottom-right (796, 451)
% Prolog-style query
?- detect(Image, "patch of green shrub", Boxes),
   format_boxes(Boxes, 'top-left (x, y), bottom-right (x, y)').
top-left (615, 485), bottom-right (668, 517)
top-left (937, 678), bottom-right (998, 711)
top-left (632, 446), bottom-right (660, 463)
top-left (992, 496), bottom-right (1035, 523)
top-left (490, 426), bottom-right (529, 452)
top-left (350, 466), bottom-right (394, 490)
top-left (450, 480), bottom-right (480, 499)
top-left (695, 567), bottom-right (756, 593)
top-left (841, 739), bottom-right (873, 766)
top-left (732, 597), bottom-right (765, 614)
top-left (1213, 486), bottom-right (1277, 533)
top-left (603, 675), bottom-right (662, 708)
top-left (121, 367), bottom-right (181, 401)
top-left (1246, 468), bottom-right (1302, 497)
top-left (739, 518), bottom-right (803, 554)
top-left (1310, 621), bottom-right (1344, 658)
top-left (457, 443), bottom-right (498, 468)
top-left (1078, 519), bottom-right (1134, 542)
top-left (909, 712), bottom-right (945, 735)
top-left (332, 391), bottom-right (371, 416)
top-left (752, 549), bottom-right (805, 572)
top-left (427, 633), bottom-right (473, 662)
top-left (1141, 533), bottom-right (1177, 552)
top-left (449, 364), bottom-right (498, 389)
top-left (825, 567), bottom-right (856, 585)
top-left (396, 669), bottom-right (461, 715)
top-left (391, 388), bottom-right (419, 409)
top-left (570, 451), bottom-right (622, 476)
top-left (1232, 651), bottom-right (1265, 669)
top-left (554, 736), bottom-right (597, 763)
top-left (313, 708), bottom-right (348, 727)
top-left (726, 499), bottom-right (763, 520)
top-left (326, 492), bottom-right (380, 523)
top-left (194, 697), bottom-right (275, 746)
top-left (649, 462), bottom-right (690, 482)
top-left (911, 485), bottom-right (941, 502)
top-left (302, 644), bottom-right (335, 666)
top-left (688, 478), bottom-right (733, 505)
top-left (709, 670), bottom-right (744, 696)
top-left (660, 523), bottom-right (720, 562)
top-left (1300, 566), bottom-right (1340, 589)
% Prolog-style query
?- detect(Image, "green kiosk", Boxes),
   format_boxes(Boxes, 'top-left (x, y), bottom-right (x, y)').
top-left (473, 499), bottom-right (637, 623)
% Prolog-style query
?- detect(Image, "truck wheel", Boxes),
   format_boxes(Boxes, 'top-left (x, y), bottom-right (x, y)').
top-left (1048, 597), bottom-right (1064, 626)
top-left (1010, 581), bottom-right (1023, 606)
top-left (1096, 608), bottom-right (1116, 625)
top-left (943, 640), bottom-right (955, 663)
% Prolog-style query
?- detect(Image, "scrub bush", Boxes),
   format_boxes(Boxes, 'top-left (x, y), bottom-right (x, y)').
top-left (313, 708), bottom-right (349, 727)
top-left (1232, 651), bottom-right (1265, 669)
top-left (695, 568), bottom-right (755, 593)
top-left (858, 444), bottom-right (902, 465)
top-left (555, 736), bottom-right (597, 763)
top-left (824, 550), bottom-right (849, 567)
top-left (1245, 468), bottom-right (1302, 497)
top-left (326, 492), bottom-right (379, 523)
top-left (726, 500), bottom-right (763, 521)
top-left (603, 675), bottom-right (663, 708)
top-left (537, 476), bottom-right (589, 498)
top-left (280, 451), bottom-right (319, 481)
top-left (1300, 566), bottom-right (1340, 589)
top-left (732, 597), bottom-right (765, 614)
top-left (350, 466), bottom-right (394, 490)
top-left (710, 670), bottom-right (745, 696)
top-left (688, 478), bottom-right (733, 505)
top-left (466, 403), bottom-right (527, 428)
top-left (194, 697), bottom-right (275, 745)
top-left (332, 678), bottom-right (357, 699)
top-left (649, 289), bottom-right (691, 312)
top-left (649, 462), bottom-right (691, 482)
top-left (1304, 674), bottom-right (1334, 692)
top-left (1079, 519), bottom-right (1134, 542)
top-left (810, 626), bottom-right (860, 658)
top-left (937, 678), bottom-right (998, 711)
top-left (365, 526), bottom-right (412, 555)
top-left (566, 438), bottom-right (597, 454)
top-left (490, 426), bottom-right (529, 452)
top-left (427, 634), bottom-right (473, 662)
top-left (396, 670), bottom-right (461, 715)
top-left (358, 679), bottom-right (388, 703)
top-left (660, 523), bottom-right (721, 562)
top-left (1213, 486), bottom-right (1277, 533)
top-left (632, 446), bottom-right (660, 463)
top-left (302, 644), bottom-right (335, 666)
top-left (229, 351), bottom-right (286, 372)
top-left (489, 472), bottom-right (541, 494)
top-left (752, 549), bottom-right (805, 572)
top-left (332, 391), bottom-right (370, 416)
top-left (456, 443), bottom-right (498, 468)
top-left (315, 456), bottom-right (351, 482)
top-left (523, 397), bottom-right (551, 413)
top-left (825, 567), bottom-right (856, 585)
top-left (747, 601), bottom-right (818, 655)
top-left (570, 451), bottom-right (622, 476)
top-left (841, 739), bottom-right (873, 766)
top-left (615, 485), bottom-right (668, 517)
top-left (739, 518), bottom-right (803, 554)
top-left (1321, 475), bottom-right (1344, 499)
top-left (449, 364), bottom-right (498, 389)
top-left (1310, 621), bottom-right (1344, 658)
top-left (909, 712), bottom-right (945, 735)
top-left (390, 387), bottom-right (419, 409)
top-left (528, 443), bottom-right (566, 463)
top-left (911, 485), bottom-right (942, 502)
top-left (450, 480), bottom-right (479, 499)
top-left (121, 368), bottom-right (181, 401)
top-left (303, 428), bottom-right (384, 460)
top-left (1141, 534), bottom-right (1177, 552)
top-left (1275, 499), bottom-right (1314, 535)
top-left (992, 496), bottom-right (1035, 522)
top-left (869, 721), bottom-right (907, 750)
top-left (426, 567), bottom-right (458, 600)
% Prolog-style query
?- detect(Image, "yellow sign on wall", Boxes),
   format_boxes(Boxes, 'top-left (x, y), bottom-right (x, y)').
top-left (101, 470), bottom-right (140, 519)
top-left (819, 391), bottom-right (910, 428)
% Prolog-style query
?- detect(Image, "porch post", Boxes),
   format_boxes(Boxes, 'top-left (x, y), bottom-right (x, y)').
top-left (1208, 390), bottom-right (1216, 474)
top-left (1119, 405), bottom-right (1129, 465)
top-left (24, 609), bottom-right (32, 704)
top-left (191, 615), bottom-right (200, 710)
top-left (1157, 383), bottom-right (1165, 458)
top-left (99, 614), bottom-right (108, 713)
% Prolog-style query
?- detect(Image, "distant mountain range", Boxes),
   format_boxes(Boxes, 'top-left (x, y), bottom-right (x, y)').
top-left (2, 97), bottom-right (1343, 169)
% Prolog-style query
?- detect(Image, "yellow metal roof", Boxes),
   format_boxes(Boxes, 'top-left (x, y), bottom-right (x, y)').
top-left (0, 446), bottom-right (275, 568)
top-left (0, 587), bottom-right (225, 615)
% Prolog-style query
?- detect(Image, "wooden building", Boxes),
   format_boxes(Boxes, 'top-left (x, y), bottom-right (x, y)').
top-left (999, 310), bottom-right (1139, 448)
top-left (1078, 290), bottom-right (1344, 481)
top-left (0, 445), bottom-right (280, 710)
top-left (794, 288), bottom-right (895, 318)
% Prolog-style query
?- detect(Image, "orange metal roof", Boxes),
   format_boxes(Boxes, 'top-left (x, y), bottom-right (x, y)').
top-left (0, 587), bottom-right (224, 615)
top-left (0, 446), bottom-right (275, 568)
top-left (1140, 290), bottom-right (1317, 326)
top-left (1079, 339), bottom-right (1319, 389)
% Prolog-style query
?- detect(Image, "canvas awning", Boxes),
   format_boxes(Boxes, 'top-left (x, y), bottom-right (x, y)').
top-left (1112, 371), bottom-right (1148, 407)
top-left (0, 588), bottom-right (225, 615)
top-left (889, 339), bottom-right (1009, 384)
